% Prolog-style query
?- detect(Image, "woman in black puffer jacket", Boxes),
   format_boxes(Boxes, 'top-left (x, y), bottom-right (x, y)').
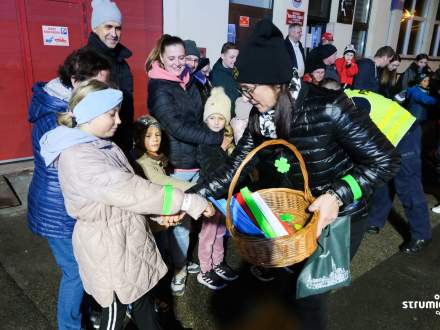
top-left (190, 20), bottom-right (400, 329)
top-left (145, 35), bottom-right (227, 296)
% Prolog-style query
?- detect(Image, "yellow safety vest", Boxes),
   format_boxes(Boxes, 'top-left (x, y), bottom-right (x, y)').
top-left (344, 89), bottom-right (416, 147)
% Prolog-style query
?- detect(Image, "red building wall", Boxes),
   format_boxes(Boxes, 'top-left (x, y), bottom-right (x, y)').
top-left (0, 0), bottom-right (162, 162)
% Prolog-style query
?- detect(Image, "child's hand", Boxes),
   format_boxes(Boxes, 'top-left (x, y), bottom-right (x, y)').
top-left (221, 136), bottom-right (233, 151)
top-left (202, 202), bottom-right (215, 218)
top-left (160, 212), bottom-right (186, 227)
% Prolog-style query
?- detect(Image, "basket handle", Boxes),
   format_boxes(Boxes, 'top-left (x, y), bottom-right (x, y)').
top-left (226, 139), bottom-right (314, 233)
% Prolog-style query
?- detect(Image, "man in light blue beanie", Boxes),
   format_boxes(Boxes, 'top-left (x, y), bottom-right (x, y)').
top-left (91, 0), bottom-right (122, 49)
top-left (88, 0), bottom-right (134, 156)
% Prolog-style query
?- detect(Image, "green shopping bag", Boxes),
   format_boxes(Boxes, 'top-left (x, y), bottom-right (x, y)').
top-left (296, 216), bottom-right (351, 299)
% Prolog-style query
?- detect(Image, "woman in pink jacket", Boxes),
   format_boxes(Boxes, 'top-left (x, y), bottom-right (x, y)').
top-left (40, 79), bottom-right (214, 329)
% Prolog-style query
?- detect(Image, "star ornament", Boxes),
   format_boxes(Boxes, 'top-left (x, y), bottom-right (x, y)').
top-left (275, 157), bottom-right (290, 174)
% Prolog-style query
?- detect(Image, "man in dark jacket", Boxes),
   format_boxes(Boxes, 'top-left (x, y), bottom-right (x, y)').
top-left (284, 23), bottom-right (305, 77)
top-left (352, 46), bottom-right (395, 92)
top-left (211, 42), bottom-right (240, 115)
top-left (87, 0), bottom-right (134, 155)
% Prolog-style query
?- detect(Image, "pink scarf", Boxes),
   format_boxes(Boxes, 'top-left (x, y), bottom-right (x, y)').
top-left (148, 61), bottom-right (189, 90)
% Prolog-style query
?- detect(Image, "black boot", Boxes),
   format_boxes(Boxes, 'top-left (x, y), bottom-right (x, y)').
top-left (399, 239), bottom-right (432, 255)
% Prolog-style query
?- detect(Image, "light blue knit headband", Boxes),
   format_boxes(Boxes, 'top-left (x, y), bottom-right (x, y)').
top-left (73, 88), bottom-right (123, 125)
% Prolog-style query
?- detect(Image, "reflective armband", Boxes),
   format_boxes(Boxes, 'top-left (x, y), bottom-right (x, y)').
top-left (341, 175), bottom-right (362, 200)
top-left (162, 185), bottom-right (173, 215)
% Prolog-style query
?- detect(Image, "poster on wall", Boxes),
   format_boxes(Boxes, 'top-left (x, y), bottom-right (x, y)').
top-left (239, 16), bottom-right (250, 27)
top-left (337, 0), bottom-right (355, 24)
top-left (42, 25), bottom-right (69, 46)
top-left (286, 9), bottom-right (305, 26)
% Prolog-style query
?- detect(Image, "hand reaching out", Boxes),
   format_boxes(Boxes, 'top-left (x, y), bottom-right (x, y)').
top-left (159, 211), bottom-right (186, 227)
top-left (202, 202), bottom-right (215, 218)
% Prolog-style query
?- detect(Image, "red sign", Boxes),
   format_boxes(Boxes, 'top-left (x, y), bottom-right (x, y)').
top-left (286, 9), bottom-right (304, 25)
top-left (239, 16), bottom-right (250, 27)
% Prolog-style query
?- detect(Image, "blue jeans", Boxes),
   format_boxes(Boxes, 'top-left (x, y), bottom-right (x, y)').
top-left (47, 238), bottom-right (84, 330)
top-left (368, 125), bottom-right (431, 240)
top-left (156, 170), bottom-right (199, 270)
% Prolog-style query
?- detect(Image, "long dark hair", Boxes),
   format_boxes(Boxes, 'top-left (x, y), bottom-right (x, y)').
top-left (248, 84), bottom-right (294, 140)
top-left (133, 115), bottom-right (164, 160)
top-left (380, 54), bottom-right (401, 89)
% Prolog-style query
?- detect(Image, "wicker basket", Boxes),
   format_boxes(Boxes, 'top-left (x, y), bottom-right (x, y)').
top-left (226, 139), bottom-right (319, 268)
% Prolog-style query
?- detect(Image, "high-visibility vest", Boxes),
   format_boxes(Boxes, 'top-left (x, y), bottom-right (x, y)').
top-left (345, 89), bottom-right (416, 147)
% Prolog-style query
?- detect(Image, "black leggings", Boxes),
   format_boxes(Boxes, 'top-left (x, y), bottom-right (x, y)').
top-left (99, 292), bottom-right (162, 330)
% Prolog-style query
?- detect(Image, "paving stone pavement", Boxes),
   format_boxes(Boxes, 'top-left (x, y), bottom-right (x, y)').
top-left (1, 169), bottom-right (439, 330)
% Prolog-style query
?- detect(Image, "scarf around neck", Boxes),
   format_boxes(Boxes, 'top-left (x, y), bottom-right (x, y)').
top-left (148, 61), bottom-right (190, 89)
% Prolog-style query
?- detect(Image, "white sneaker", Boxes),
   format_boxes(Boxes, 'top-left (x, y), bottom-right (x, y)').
top-left (187, 261), bottom-right (200, 274)
top-left (431, 205), bottom-right (440, 214)
top-left (171, 268), bottom-right (187, 296)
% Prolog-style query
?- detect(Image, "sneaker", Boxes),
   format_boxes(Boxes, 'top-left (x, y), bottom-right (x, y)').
top-left (366, 225), bottom-right (380, 234)
top-left (89, 310), bottom-right (101, 329)
top-left (171, 269), bottom-right (187, 296)
top-left (432, 205), bottom-right (440, 214)
top-left (154, 298), bottom-right (170, 313)
top-left (213, 261), bottom-right (239, 281)
top-left (250, 265), bottom-right (275, 282)
top-left (187, 261), bottom-right (200, 274)
top-left (197, 270), bottom-right (227, 290)
top-left (399, 239), bottom-right (432, 255)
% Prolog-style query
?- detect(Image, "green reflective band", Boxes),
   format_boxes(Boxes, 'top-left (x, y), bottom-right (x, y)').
top-left (341, 175), bottom-right (362, 200)
top-left (162, 185), bottom-right (173, 215)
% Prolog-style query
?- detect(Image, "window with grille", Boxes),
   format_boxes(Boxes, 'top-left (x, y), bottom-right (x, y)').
top-left (396, 0), bottom-right (429, 55)
top-left (351, 0), bottom-right (372, 56)
top-left (429, 4), bottom-right (440, 57)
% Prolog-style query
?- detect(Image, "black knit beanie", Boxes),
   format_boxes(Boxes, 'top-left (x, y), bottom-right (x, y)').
top-left (305, 52), bottom-right (325, 74)
top-left (184, 39), bottom-right (200, 58)
top-left (236, 19), bottom-right (292, 84)
top-left (319, 44), bottom-right (337, 60)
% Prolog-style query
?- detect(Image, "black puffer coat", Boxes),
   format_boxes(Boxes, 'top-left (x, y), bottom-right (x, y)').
top-left (191, 83), bottom-right (400, 217)
top-left (148, 78), bottom-right (223, 169)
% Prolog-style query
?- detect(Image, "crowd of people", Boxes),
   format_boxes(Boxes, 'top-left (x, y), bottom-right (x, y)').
top-left (25, 0), bottom-right (439, 329)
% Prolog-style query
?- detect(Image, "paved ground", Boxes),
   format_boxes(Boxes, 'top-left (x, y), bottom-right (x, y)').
top-left (1, 167), bottom-right (440, 330)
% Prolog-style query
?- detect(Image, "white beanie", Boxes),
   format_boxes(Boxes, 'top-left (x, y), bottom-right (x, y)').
top-left (91, 0), bottom-right (122, 30)
top-left (343, 44), bottom-right (356, 55)
top-left (204, 87), bottom-right (231, 123)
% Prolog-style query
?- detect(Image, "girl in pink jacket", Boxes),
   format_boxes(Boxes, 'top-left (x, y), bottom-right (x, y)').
top-left (40, 79), bottom-right (214, 329)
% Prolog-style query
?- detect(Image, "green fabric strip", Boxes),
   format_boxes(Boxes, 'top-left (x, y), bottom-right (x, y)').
top-left (341, 175), bottom-right (362, 200)
top-left (162, 185), bottom-right (173, 215)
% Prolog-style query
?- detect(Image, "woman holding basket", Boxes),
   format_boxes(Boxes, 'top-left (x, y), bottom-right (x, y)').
top-left (189, 20), bottom-right (400, 329)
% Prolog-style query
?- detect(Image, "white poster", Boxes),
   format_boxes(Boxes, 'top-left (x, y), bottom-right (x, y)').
top-left (42, 25), bottom-right (69, 47)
